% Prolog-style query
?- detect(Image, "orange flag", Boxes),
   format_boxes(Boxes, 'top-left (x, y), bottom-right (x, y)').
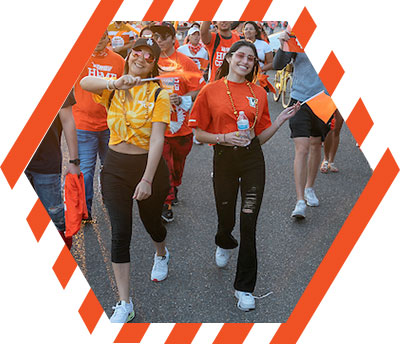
top-left (64, 172), bottom-right (88, 238)
top-left (282, 27), bottom-right (305, 53)
top-left (303, 91), bottom-right (336, 123)
top-left (283, 33), bottom-right (304, 53)
top-left (257, 73), bottom-right (276, 94)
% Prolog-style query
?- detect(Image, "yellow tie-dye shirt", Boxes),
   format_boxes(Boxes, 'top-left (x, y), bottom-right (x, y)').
top-left (94, 81), bottom-right (170, 150)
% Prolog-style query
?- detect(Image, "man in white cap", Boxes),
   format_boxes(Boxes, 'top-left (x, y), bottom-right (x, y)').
top-left (177, 26), bottom-right (209, 74)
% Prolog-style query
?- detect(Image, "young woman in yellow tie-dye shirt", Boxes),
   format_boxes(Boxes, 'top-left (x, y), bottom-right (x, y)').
top-left (81, 38), bottom-right (171, 323)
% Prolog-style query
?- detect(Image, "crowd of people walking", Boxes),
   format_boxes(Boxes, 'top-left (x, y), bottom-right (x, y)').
top-left (26, 20), bottom-right (342, 321)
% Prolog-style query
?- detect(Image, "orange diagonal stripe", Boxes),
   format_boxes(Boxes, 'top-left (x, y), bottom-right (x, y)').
top-left (292, 7), bottom-right (316, 50)
top-left (143, 0), bottom-right (174, 21)
top-left (79, 289), bottom-right (104, 334)
top-left (114, 323), bottom-right (151, 343)
top-left (165, 323), bottom-right (202, 344)
top-left (189, 0), bottom-right (224, 21)
top-left (26, 198), bottom-right (51, 242)
top-left (346, 98), bottom-right (374, 147)
top-left (213, 323), bottom-right (254, 344)
top-left (0, 0), bottom-right (124, 189)
top-left (270, 149), bottom-right (399, 344)
top-left (319, 51), bottom-right (345, 95)
top-left (240, 0), bottom-right (273, 21)
top-left (53, 244), bottom-right (78, 289)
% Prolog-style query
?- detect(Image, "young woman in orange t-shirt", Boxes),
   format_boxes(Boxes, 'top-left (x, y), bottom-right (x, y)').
top-left (189, 40), bottom-right (300, 312)
top-left (80, 38), bottom-right (171, 323)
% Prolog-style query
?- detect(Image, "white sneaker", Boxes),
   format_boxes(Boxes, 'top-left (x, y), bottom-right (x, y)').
top-left (215, 246), bottom-right (231, 268)
top-left (151, 247), bottom-right (170, 282)
top-left (291, 200), bottom-right (306, 219)
top-left (235, 290), bottom-right (256, 311)
top-left (110, 298), bottom-right (135, 323)
top-left (304, 187), bottom-right (319, 207)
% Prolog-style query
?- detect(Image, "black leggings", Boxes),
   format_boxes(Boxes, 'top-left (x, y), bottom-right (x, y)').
top-left (213, 137), bottom-right (265, 292)
top-left (101, 149), bottom-right (170, 263)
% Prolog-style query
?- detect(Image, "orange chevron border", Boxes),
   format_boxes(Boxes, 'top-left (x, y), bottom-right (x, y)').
top-left (1, 0), bottom-right (398, 343)
top-left (270, 149), bottom-right (399, 344)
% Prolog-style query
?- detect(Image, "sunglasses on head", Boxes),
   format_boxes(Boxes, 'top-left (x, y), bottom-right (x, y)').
top-left (232, 51), bottom-right (256, 63)
top-left (131, 49), bottom-right (155, 64)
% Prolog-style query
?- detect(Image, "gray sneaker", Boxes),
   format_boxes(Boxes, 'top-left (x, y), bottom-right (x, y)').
top-left (215, 246), bottom-right (231, 268)
top-left (110, 298), bottom-right (135, 323)
top-left (291, 200), bottom-right (306, 219)
top-left (151, 247), bottom-right (170, 282)
top-left (235, 290), bottom-right (256, 311)
top-left (304, 187), bottom-right (319, 207)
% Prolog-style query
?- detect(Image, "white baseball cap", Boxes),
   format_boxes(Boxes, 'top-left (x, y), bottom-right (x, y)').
top-left (188, 26), bottom-right (200, 36)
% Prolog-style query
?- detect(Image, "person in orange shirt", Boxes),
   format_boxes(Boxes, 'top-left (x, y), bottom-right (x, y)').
top-left (189, 40), bottom-right (299, 312)
top-left (73, 30), bottom-right (125, 223)
top-left (107, 21), bottom-right (136, 58)
top-left (200, 21), bottom-right (240, 82)
top-left (151, 22), bottom-right (205, 222)
top-left (80, 38), bottom-right (171, 322)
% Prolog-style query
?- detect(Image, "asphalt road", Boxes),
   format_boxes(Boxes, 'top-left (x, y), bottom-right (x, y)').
top-left (65, 91), bottom-right (371, 323)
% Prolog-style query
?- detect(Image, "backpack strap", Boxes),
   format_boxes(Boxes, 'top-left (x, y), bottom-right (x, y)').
top-left (210, 33), bottom-right (221, 68)
top-left (107, 90), bottom-right (115, 110)
top-left (154, 87), bottom-right (162, 103)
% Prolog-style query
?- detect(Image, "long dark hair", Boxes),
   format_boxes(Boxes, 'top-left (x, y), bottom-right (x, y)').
top-left (243, 21), bottom-right (262, 40)
top-left (215, 40), bottom-right (259, 82)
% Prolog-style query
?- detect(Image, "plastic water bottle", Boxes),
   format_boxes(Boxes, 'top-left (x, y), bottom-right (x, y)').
top-left (237, 111), bottom-right (250, 143)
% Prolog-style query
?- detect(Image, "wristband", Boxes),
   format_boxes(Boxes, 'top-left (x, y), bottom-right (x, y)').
top-left (141, 178), bottom-right (152, 186)
top-left (106, 79), bottom-right (112, 91)
top-left (69, 158), bottom-right (80, 166)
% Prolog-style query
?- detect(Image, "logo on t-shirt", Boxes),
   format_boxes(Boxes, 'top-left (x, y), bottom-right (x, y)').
top-left (137, 100), bottom-right (155, 110)
top-left (88, 62), bottom-right (118, 79)
top-left (247, 96), bottom-right (258, 108)
top-left (214, 46), bottom-right (230, 68)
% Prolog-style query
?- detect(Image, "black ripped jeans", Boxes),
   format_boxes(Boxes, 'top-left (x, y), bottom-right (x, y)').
top-left (213, 137), bottom-right (265, 293)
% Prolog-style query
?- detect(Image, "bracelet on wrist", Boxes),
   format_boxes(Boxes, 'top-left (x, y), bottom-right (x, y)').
top-left (141, 178), bottom-right (152, 186)
top-left (112, 79), bottom-right (118, 90)
top-left (106, 79), bottom-right (113, 91)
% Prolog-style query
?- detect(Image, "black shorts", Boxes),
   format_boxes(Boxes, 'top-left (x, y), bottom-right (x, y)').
top-left (289, 98), bottom-right (331, 141)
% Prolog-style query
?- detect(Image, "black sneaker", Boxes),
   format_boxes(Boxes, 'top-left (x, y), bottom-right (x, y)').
top-left (161, 204), bottom-right (174, 223)
top-left (171, 187), bottom-right (179, 206)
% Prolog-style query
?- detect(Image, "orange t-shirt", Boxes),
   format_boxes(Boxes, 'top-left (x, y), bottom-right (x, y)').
top-left (189, 78), bottom-right (271, 136)
top-left (158, 51), bottom-right (205, 137)
top-left (73, 49), bottom-right (125, 131)
top-left (205, 31), bottom-right (240, 82)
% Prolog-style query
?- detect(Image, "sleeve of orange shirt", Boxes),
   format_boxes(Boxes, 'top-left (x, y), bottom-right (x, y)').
top-left (204, 32), bottom-right (216, 50)
top-left (189, 85), bottom-right (211, 130)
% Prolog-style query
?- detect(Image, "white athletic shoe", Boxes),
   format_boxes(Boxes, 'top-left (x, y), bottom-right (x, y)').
top-left (235, 290), bottom-right (256, 311)
top-left (215, 246), bottom-right (232, 268)
top-left (291, 200), bottom-right (307, 219)
top-left (151, 247), bottom-right (170, 282)
top-left (304, 187), bottom-right (319, 207)
top-left (110, 298), bottom-right (135, 323)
